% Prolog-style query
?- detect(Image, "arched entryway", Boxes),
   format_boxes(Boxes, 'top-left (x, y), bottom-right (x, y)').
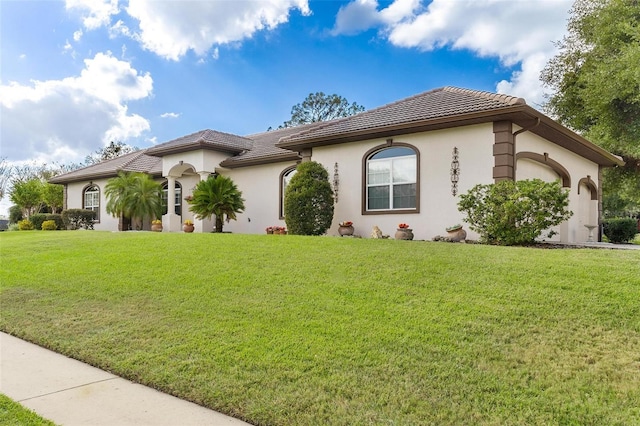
top-left (577, 176), bottom-right (598, 242)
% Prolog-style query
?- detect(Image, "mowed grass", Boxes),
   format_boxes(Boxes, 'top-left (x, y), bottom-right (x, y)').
top-left (1, 231), bottom-right (639, 425)
top-left (0, 394), bottom-right (56, 426)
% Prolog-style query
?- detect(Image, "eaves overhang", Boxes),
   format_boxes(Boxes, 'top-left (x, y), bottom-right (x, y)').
top-left (219, 152), bottom-right (301, 169)
top-left (145, 139), bottom-right (248, 157)
top-left (276, 105), bottom-right (624, 168)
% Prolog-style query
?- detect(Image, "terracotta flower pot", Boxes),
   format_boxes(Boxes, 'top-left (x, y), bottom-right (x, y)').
top-left (446, 227), bottom-right (467, 242)
top-left (183, 224), bottom-right (195, 233)
top-left (151, 223), bottom-right (163, 232)
top-left (395, 228), bottom-right (414, 240)
top-left (338, 225), bottom-right (354, 236)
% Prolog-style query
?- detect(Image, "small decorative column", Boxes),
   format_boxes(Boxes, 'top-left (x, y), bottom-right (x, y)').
top-left (165, 176), bottom-right (182, 232)
top-left (196, 171), bottom-right (215, 232)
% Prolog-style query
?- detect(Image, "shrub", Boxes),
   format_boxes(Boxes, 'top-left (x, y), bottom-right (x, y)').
top-left (602, 218), bottom-right (638, 243)
top-left (62, 209), bottom-right (96, 230)
top-left (9, 205), bottom-right (23, 224)
top-left (30, 213), bottom-right (47, 230)
top-left (45, 214), bottom-right (65, 230)
top-left (458, 179), bottom-right (572, 246)
top-left (18, 219), bottom-right (34, 230)
top-left (41, 220), bottom-right (57, 231)
top-left (284, 161), bottom-right (334, 235)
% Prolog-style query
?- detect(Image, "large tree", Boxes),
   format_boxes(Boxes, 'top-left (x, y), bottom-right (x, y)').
top-left (540, 0), bottom-right (640, 215)
top-left (280, 92), bottom-right (365, 128)
top-left (188, 175), bottom-right (245, 233)
top-left (85, 141), bottom-right (139, 165)
top-left (10, 178), bottom-right (44, 219)
top-left (0, 158), bottom-right (10, 200)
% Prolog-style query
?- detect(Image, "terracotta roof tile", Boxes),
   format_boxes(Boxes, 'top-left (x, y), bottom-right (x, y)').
top-left (278, 86), bottom-right (526, 145)
top-left (49, 151), bottom-right (161, 183)
top-left (219, 124), bottom-right (319, 167)
top-left (146, 129), bottom-right (253, 156)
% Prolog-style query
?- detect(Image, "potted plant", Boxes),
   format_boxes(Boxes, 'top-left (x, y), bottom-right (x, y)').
top-left (151, 219), bottom-right (163, 232)
top-left (395, 223), bottom-right (414, 240)
top-left (338, 221), bottom-right (354, 236)
top-left (266, 226), bottom-right (274, 235)
top-left (183, 219), bottom-right (195, 233)
top-left (445, 224), bottom-right (466, 242)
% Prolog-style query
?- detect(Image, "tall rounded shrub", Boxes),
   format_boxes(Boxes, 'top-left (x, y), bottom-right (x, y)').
top-left (602, 218), bottom-right (638, 243)
top-left (284, 161), bottom-right (334, 235)
top-left (458, 179), bottom-right (572, 245)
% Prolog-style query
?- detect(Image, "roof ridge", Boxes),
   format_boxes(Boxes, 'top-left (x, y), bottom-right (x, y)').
top-left (202, 129), bottom-right (254, 143)
top-left (442, 86), bottom-right (526, 105)
top-left (277, 87), bottom-right (447, 143)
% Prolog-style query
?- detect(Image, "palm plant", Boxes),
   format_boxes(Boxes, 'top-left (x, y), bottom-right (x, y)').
top-left (188, 175), bottom-right (245, 233)
top-left (105, 172), bottom-right (163, 229)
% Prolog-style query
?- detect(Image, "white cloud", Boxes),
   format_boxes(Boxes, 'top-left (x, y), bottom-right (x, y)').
top-left (73, 29), bottom-right (83, 41)
top-left (0, 52), bottom-right (153, 164)
top-left (333, 0), bottom-right (572, 105)
top-left (65, 0), bottom-right (120, 30)
top-left (160, 112), bottom-right (180, 119)
top-left (124, 0), bottom-right (311, 60)
top-left (19, 54), bottom-right (26, 60)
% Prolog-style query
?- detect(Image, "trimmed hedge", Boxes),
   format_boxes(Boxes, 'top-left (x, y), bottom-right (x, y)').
top-left (41, 220), bottom-right (57, 231)
top-left (45, 214), bottom-right (65, 230)
top-left (62, 209), bottom-right (96, 230)
top-left (602, 218), bottom-right (638, 243)
top-left (30, 214), bottom-right (48, 230)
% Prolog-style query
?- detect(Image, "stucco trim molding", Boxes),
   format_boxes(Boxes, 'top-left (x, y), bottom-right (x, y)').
top-left (493, 121), bottom-right (514, 182)
top-left (515, 152), bottom-right (571, 188)
top-left (578, 176), bottom-right (598, 201)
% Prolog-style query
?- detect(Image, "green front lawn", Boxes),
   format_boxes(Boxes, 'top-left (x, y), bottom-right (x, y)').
top-left (1, 231), bottom-right (639, 425)
top-left (0, 394), bottom-right (56, 426)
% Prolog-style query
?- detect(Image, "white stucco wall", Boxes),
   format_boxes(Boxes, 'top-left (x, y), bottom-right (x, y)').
top-left (66, 178), bottom-right (120, 231)
top-left (311, 123), bottom-right (496, 241)
top-left (62, 122), bottom-right (604, 243)
top-left (516, 129), bottom-right (600, 243)
top-left (161, 150), bottom-right (231, 177)
top-left (222, 162), bottom-right (298, 234)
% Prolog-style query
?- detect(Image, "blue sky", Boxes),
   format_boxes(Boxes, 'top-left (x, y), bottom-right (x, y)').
top-left (1, 0), bottom-right (572, 172)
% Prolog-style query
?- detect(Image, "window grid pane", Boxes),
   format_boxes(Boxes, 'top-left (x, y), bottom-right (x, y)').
top-left (368, 186), bottom-right (389, 210)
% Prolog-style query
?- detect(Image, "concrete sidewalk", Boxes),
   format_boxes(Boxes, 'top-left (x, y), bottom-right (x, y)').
top-left (0, 332), bottom-right (251, 426)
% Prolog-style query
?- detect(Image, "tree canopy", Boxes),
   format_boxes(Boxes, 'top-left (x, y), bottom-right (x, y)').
top-left (85, 141), bottom-right (139, 165)
top-left (540, 0), bottom-right (640, 214)
top-left (280, 92), bottom-right (365, 128)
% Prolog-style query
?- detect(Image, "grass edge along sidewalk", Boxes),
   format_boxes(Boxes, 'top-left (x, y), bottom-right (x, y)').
top-left (1, 231), bottom-right (639, 425)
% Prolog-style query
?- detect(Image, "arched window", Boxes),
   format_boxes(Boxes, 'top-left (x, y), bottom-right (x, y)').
top-left (162, 181), bottom-right (182, 215)
top-left (280, 166), bottom-right (297, 218)
top-left (83, 184), bottom-right (100, 221)
top-left (364, 145), bottom-right (418, 212)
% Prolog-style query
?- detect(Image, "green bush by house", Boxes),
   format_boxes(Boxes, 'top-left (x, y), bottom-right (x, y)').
top-left (458, 179), bottom-right (572, 245)
top-left (603, 218), bottom-right (638, 243)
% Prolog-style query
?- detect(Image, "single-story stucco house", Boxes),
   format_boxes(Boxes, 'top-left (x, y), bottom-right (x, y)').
top-left (49, 86), bottom-right (624, 242)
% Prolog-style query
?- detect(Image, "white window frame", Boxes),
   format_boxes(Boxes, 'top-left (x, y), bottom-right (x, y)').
top-left (364, 145), bottom-right (419, 214)
top-left (83, 185), bottom-right (100, 221)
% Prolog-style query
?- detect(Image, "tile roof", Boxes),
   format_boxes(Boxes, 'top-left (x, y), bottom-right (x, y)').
top-left (219, 124), bottom-right (319, 168)
top-left (48, 86), bottom-right (623, 183)
top-left (145, 129), bottom-right (253, 156)
top-left (49, 151), bottom-right (162, 183)
top-left (277, 86), bottom-right (526, 146)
